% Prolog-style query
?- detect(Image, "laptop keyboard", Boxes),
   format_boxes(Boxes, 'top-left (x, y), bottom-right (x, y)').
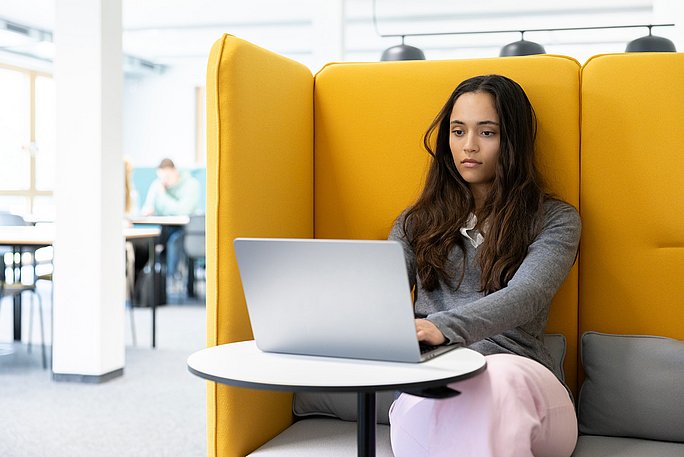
top-left (420, 344), bottom-right (440, 354)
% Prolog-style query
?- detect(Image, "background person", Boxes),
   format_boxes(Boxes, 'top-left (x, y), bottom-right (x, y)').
top-left (388, 75), bottom-right (580, 457)
top-left (124, 157), bottom-right (139, 218)
top-left (124, 157), bottom-right (149, 304)
top-left (142, 158), bottom-right (200, 294)
top-left (141, 158), bottom-right (200, 217)
top-left (124, 158), bottom-right (137, 302)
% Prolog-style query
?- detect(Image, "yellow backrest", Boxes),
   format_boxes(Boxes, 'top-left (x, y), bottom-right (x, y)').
top-left (579, 53), bottom-right (684, 339)
top-left (314, 57), bottom-right (581, 392)
top-left (206, 35), bottom-right (313, 457)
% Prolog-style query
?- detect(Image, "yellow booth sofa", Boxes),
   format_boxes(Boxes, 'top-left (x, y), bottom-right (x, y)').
top-left (204, 35), bottom-right (684, 456)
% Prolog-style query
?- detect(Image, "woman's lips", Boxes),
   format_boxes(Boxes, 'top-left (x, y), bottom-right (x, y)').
top-left (461, 159), bottom-right (482, 168)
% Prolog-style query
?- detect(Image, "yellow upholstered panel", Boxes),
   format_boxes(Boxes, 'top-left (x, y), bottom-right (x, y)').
top-left (206, 35), bottom-right (314, 457)
top-left (580, 54), bottom-right (684, 338)
top-left (314, 56), bottom-right (581, 393)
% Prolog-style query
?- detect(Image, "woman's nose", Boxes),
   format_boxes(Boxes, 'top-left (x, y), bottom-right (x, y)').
top-left (463, 134), bottom-right (478, 152)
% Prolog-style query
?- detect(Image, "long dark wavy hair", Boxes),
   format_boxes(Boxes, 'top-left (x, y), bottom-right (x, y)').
top-left (403, 74), bottom-right (548, 294)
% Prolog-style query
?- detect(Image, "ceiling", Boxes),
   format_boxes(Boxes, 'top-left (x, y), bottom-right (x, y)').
top-left (0, 0), bottom-right (673, 73)
top-left (2, 0), bottom-right (330, 68)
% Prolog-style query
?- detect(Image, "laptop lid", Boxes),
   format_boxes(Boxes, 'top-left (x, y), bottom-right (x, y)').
top-left (233, 238), bottom-right (455, 363)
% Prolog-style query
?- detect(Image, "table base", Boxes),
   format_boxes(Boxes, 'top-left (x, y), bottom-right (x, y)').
top-left (357, 392), bottom-right (377, 457)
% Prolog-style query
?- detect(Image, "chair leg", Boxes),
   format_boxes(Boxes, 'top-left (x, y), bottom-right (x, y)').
top-left (27, 291), bottom-right (34, 353)
top-left (34, 291), bottom-right (46, 369)
top-left (49, 280), bottom-right (54, 369)
top-left (128, 300), bottom-right (137, 347)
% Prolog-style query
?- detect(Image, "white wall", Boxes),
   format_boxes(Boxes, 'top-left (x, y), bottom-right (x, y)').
top-left (123, 63), bottom-right (203, 168)
top-left (120, 1), bottom-right (345, 169)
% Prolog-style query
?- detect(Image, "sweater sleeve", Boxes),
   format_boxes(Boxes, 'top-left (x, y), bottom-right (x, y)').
top-left (141, 179), bottom-right (163, 215)
top-left (427, 202), bottom-right (581, 346)
top-left (154, 176), bottom-right (200, 216)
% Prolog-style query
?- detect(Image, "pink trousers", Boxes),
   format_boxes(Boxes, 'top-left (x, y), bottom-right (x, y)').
top-left (389, 354), bottom-right (577, 457)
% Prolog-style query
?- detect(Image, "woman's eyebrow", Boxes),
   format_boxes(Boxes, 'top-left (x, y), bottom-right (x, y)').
top-left (450, 119), bottom-right (500, 126)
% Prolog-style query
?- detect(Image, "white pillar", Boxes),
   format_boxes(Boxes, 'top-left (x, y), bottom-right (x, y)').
top-left (312, 0), bottom-right (346, 70)
top-left (52, 0), bottom-right (125, 382)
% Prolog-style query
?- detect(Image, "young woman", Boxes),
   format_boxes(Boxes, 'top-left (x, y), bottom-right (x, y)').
top-left (388, 75), bottom-right (580, 457)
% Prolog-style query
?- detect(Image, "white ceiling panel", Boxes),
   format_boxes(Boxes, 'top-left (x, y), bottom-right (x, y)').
top-left (0, 0), bottom-right (674, 71)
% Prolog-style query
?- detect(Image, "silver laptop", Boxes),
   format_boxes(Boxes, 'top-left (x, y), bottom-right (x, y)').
top-left (233, 238), bottom-right (457, 363)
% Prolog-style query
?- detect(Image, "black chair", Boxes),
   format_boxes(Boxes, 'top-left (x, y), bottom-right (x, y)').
top-left (124, 241), bottom-right (139, 345)
top-left (0, 212), bottom-right (49, 368)
top-left (183, 215), bottom-right (205, 299)
top-left (0, 281), bottom-right (47, 368)
top-left (0, 214), bottom-right (51, 282)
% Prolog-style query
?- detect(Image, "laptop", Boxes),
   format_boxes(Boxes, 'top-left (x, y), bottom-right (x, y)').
top-left (233, 238), bottom-right (457, 363)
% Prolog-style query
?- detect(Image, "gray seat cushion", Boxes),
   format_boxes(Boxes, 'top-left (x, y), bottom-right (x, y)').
top-left (294, 390), bottom-right (396, 425)
top-left (578, 332), bottom-right (684, 442)
top-left (572, 435), bottom-right (684, 457)
top-left (248, 418), bottom-right (393, 456)
top-left (543, 333), bottom-right (567, 383)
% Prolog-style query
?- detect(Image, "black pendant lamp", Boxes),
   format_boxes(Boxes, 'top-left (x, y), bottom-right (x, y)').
top-left (626, 25), bottom-right (676, 52)
top-left (500, 31), bottom-right (546, 57)
top-left (381, 36), bottom-right (426, 61)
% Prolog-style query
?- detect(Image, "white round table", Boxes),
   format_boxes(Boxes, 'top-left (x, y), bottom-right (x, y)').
top-left (188, 340), bottom-right (487, 457)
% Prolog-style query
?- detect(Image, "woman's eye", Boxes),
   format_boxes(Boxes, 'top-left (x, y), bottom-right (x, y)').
top-left (452, 129), bottom-right (464, 136)
top-left (481, 130), bottom-right (496, 137)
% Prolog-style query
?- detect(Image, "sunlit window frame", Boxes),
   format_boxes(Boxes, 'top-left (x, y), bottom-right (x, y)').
top-left (0, 62), bottom-right (53, 215)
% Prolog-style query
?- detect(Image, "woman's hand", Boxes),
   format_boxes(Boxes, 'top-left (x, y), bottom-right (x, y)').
top-left (415, 319), bottom-right (446, 346)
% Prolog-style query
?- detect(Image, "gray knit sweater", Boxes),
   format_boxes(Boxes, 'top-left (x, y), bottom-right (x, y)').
top-left (389, 199), bottom-right (581, 380)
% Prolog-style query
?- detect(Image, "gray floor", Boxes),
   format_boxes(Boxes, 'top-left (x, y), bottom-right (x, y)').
top-left (0, 289), bottom-right (207, 457)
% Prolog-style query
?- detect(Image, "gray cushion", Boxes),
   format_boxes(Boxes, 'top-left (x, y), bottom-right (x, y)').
top-left (293, 390), bottom-right (396, 425)
top-left (578, 331), bottom-right (684, 442)
top-left (543, 333), bottom-right (567, 383)
top-left (248, 418), bottom-right (393, 457)
top-left (572, 435), bottom-right (684, 457)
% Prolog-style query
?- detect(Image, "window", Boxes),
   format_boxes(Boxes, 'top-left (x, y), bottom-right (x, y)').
top-left (0, 67), bottom-right (30, 192)
top-left (35, 76), bottom-right (56, 193)
top-left (0, 65), bottom-right (55, 219)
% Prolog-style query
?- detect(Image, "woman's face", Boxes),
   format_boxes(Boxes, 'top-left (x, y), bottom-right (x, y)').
top-left (449, 91), bottom-right (501, 196)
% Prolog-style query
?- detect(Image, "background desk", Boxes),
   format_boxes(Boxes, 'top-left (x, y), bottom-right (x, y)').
top-left (0, 225), bottom-right (161, 346)
top-left (123, 227), bottom-right (163, 347)
top-left (188, 341), bottom-right (487, 457)
top-left (128, 215), bottom-right (190, 305)
top-left (128, 216), bottom-right (190, 226)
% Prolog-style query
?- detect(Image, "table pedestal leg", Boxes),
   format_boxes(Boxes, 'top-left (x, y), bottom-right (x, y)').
top-left (357, 392), bottom-right (376, 457)
top-left (13, 296), bottom-right (22, 341)
top-left (149, 238), bottom-right (157, 349)
top-left (187, 257), bottom-right (195, 298)
top-left (12, 247), bottom-right (22, 341)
